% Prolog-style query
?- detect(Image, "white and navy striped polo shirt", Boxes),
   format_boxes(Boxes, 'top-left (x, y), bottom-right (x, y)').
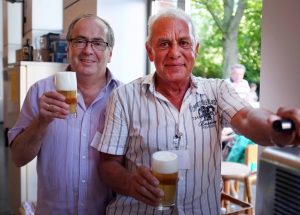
top-left (97, 73), bottom-right (250, 215)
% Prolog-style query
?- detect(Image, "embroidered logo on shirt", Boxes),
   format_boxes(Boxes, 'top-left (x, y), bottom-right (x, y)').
top-left (190, 95), bottom-right (217, 128)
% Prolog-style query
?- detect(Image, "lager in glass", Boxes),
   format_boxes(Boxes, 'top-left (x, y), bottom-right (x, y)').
top-left (55, 72), bottom-right (77, 115)
top-left (152, 151), bottom-right (178, 210)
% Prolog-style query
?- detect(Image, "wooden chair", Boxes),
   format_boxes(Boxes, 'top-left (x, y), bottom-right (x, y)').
top-left (221, 161), bottom-right (252, 209)
top-left (221, 192), bottom-right (253, 215)
top-left (234, 144), bottom-right (258, 201)
top-left (244, 144), bottom-right (258, 199)
top-left (244, 144), bottom-right (258, 170)
top-left (222, 144), bottom-right (258, 206)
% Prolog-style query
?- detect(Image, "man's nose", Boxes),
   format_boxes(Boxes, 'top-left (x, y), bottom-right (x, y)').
top-left (168, 43), bottom-right (181, 57)
top-left (82, 41), bottom-right (94, 52)
top-left (84, 41), bottom-right (94, 48)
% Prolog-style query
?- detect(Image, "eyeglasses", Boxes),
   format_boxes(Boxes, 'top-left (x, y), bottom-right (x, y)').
top-left (69, 38), bottom-right (109, 51)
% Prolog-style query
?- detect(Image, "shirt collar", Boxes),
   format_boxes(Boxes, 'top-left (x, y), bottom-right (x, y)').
top-left (65, 65), bottom-right (121, 88)
top-left (141, 73), bottom-right (155, 94)
top-left (141, 72), bottom-right (198, 95)
top-left (106, 67), bottom-right (121, 87)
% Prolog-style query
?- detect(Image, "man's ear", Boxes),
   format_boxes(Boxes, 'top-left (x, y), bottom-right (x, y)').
top-left (194, 43), bottom-right (200, 58)
top-left (108, 49), bottom-right (113, 63)
top-left (146, 42), bottom-right (154, 62)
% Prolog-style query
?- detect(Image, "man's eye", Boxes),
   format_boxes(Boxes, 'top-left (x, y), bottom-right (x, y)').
top-left (92, 41), bottom-right (102, 46)
top-left (180, 40), bottom-right (191, 48)
top-left (75, 39), bottom-right (86, 44)
top-left (159, 42), bottom-right (169, 49)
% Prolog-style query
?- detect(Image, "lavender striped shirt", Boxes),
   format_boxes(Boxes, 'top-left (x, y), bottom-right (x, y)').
top-left (8, 69), bottom-right (121, 215)
top-left (96, 73), bottom-right (250, 215)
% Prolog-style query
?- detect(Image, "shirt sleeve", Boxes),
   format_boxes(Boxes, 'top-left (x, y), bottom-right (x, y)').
top-left (218, 80), bottom-right (251, 128)
top-left (95, 89), bottom-right (129, 155)
top-left (7, 84), bottom-right (40, 144)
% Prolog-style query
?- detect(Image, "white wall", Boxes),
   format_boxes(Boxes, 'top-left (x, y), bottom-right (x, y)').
top-left (31, 0), bottom-right (63, 31)
top-left (258, 0), bottom-right (300, 206)
top-left (97, 0), bottom-right (147, 83)
top-left (1, 1), bottom-right (22, 122)
top-left (6, 2), bottom-right (22, 63)
top-left (23, 0), bottom-right (63, 47)
top-left (260, 0), bottom-right (300, 110)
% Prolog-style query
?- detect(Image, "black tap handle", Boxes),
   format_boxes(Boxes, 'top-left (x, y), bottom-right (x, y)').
top-left (273, 119), bottom-right (295, 132)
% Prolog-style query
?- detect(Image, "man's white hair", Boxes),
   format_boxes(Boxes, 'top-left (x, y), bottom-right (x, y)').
top-left (231, 64), bottom-right (246, 73)
top-left (147, 8), bottom-right (199, 44)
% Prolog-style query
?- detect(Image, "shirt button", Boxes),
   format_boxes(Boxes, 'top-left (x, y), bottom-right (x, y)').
top-left (82, 155), bottom-right (86, 159)
top-left (82, 179), bottom-right (86, 183)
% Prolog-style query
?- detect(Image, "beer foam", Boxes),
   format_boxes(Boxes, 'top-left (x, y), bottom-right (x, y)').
top-left (152, 151), bottom-right (178, 174)
top-left (55, 72), bottom-right (77, 90)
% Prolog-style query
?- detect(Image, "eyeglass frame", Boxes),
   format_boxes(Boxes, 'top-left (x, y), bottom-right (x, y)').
top-left (68, 37), bottom-right (110, 51)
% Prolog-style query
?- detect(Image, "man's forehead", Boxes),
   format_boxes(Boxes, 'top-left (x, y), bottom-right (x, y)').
top-left (152, 17), bottom-right (192, 38)
top-left (75, 18), bottom-right (107, 30)
top-left (154, 16), bottom-right (189, 28)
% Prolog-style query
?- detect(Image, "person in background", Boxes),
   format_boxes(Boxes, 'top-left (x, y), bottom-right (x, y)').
top-left (94, 8), bottom-right (300, 215)
top-left (248, 82), bottom-right (259, 106)
top-left (226, 63), bottom-right (251, 100)
top-left (224, 66), bottom-right (259, 161)
top-left (223, 64), bottom-right (254, 154)
top-left (8, 14), bottom-right (121, 215)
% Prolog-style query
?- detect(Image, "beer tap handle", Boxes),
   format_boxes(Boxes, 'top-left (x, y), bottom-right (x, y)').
top-left (272, 119), bottom-right (295, 132)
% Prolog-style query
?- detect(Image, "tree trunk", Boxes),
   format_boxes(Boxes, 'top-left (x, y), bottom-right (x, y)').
top-left (196, 0), bottom-right (247, 78)
top-left (222, 30), bottom-right (239, 78)
top-left (222, 0), bottom-right (247, 78)
top-left (193, 0), bottom-right (247, 77)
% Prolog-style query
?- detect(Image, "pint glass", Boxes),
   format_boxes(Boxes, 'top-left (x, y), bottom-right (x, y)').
top-left (151, 151), bottom-right (178, 210)
top-left (55, 72), bottom-right (77, 115)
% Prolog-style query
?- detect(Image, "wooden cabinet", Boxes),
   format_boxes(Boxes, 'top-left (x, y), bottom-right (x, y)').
top-left (4, 61), bottom-right (67, 213)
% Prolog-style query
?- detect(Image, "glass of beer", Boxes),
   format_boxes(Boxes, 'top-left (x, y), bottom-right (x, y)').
top-left (151, 151), bottom-right (178, 210)
top-left (55, 71), bottom-right (77, 116)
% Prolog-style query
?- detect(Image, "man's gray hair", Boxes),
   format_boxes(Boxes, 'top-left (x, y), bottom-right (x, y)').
top-left (147, 8), bottom-right (199, 44)
top-left (66, 14), bottom-right (115, 48)
top-left (231, 64), bottom-right (246, 72)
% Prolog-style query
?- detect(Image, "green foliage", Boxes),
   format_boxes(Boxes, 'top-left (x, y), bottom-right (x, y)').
top-left (191, 3), bottom-right (223, 78)
top-left (238, 0), bottom-right (262, 84)
top-left (191, 0), bottom-right (262, 85)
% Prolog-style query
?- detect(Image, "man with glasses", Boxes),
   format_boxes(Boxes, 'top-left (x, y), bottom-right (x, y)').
top-left (8, 14), bottom-right (121, 214)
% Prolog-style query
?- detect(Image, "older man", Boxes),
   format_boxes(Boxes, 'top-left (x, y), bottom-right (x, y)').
top-left (226, 63), bottom-right (251, 100)
top-left (95, 8), bottom-right (300, 215)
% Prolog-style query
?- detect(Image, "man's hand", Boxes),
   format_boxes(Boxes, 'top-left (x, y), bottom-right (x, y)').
top-left (268, 107), bottom-right (300, 147)
top-left (127, 166), bottom-right (164, 206)
top-left (99, 153), bottom-right (164, 207)
top-left (39, 91), bottom-right (70, 123)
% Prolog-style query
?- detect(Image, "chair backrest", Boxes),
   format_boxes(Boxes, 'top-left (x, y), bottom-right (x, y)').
top-left (244, 144), bottom-right (258, 172)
